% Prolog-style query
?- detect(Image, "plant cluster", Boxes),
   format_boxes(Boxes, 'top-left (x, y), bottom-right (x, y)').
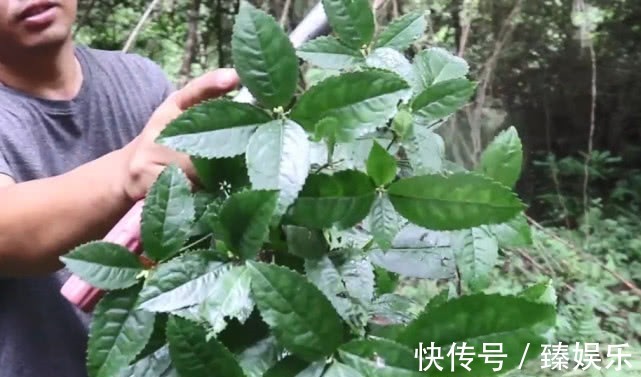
top-left (61, 1), bottom-right (558, 376)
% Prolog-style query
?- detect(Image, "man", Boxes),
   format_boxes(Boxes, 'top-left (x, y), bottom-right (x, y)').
top-left (0, 1), bottom-right (240, 376)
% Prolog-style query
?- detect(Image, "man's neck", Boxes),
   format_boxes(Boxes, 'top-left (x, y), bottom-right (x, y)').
top-left (0, 41), bottom-right (83, 101)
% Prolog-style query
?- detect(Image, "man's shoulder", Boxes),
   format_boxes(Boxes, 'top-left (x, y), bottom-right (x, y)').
top-left (78, 46), bottom-right (167, 81)
top-left (76, 46), bottom-right (174, 107)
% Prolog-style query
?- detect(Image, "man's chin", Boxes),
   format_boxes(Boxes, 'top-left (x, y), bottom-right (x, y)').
top-left (13, 21), bottom-right (71, 49)
top-left (20, 28), bottom-right (71, 50)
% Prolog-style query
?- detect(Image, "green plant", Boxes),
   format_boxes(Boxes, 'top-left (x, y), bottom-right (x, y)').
top-left (61, 1), bottom-right (556, 376)
top-left (530, 150), bottom-right (636, 224)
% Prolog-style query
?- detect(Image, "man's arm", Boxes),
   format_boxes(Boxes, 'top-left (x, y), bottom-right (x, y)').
top-left (0, 68), bottom-right (239, 277)
top-left (0, 146), bottom-right (135, 276)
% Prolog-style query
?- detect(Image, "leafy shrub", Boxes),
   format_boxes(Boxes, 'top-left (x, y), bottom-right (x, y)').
top-left (61, 1), bottom-right (557, 376)
top-left (531, 150), bottom-right (641, 224)
top-left (483, 221), bottom-right (641, 377)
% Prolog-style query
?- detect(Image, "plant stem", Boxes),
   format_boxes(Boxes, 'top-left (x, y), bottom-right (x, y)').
top-left (582, 41), bottom-right (598, 246)
top-left (386, 135), bottom-right (397, 152)
top-left (179, 233), bottom-right (213, 252)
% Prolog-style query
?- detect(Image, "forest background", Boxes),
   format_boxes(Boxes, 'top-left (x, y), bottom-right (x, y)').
top-left (72, 0), bottom-right (641, 375)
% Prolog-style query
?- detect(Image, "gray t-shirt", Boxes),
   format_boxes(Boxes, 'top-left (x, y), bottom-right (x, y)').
top-left (0, 45), bottom-right (173, 377)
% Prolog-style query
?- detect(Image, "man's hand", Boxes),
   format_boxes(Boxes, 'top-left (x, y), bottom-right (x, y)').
top-left (0, 68), bottom-right (240, 276)
top-left (121, 68), bottom-right (240, 201)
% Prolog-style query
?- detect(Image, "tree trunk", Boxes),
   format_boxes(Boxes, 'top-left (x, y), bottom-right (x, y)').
top-left (178, 0), bottom-right (202, 86)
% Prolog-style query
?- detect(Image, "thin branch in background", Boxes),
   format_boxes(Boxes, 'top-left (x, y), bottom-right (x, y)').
top-left (526, 215), bottom-right (641, 298)
top-left (511, 249), bottom-right (575, 293)
top-left (543, 89), bottom-right (571, 228)
top-left (448, 113), bottom-right (474, 166)
top-left (279, 0), bottom-right (293, 27)
top-left (582, 41), bottom-right (598, 243)
top-left (457, 0), bottom-right (473, 58)
top-left (122, 0), bottom-right (164, 53)
top-left (178, 0), bottom-right (203, 86)
top-left (466, 0), bottom-right (523, 166)
top-left (458, 22), bottom-right (471, 58)
top-left (216, 0), bottom-right (225, 67)
top-left (374, 0), bottom-right (392, 14)
top-left (298, 67), bottom-right (307, 92)
top-left (572, 0), bottom-right (598, 245)
top-left (447, 0), bottom-right (475, 167)
top-left (392, 0), bottom-right (399, 19)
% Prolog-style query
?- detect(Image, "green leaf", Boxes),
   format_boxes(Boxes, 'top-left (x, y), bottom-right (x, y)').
top-left (189, 193), bottom-right (221, 238)
top-left (218, 310), bottom-right (271, 354)
top-left (488, 212), bottom-right (533, 248)
top-left (119, 345), bottom-right (178, 377)
top-left (411, 78), bottom-right (476, 125)
top-left (192, 191), bottom-right (218, 222)
top-left (388, 172), bottom-right (525, 230)
top-left (263, 356), bottom-right (310, 377)
top-left (424, 290), bottom-right (451, 313)
top-left (297, 36), bottom-right (365, 70)
top-left (374, 11), bottom-right (427, 51)
top-left (246, 120), bottom-right (310, 214)
top-left (325, 226), bottom-right (372, 250)
top-left (171, 305), bottom-right (203, 322)
top-left (374, 266), bottom-right (399, 296)
top-left (322, 0), bottom-right (375, 49)
top-left (200, 265), bottom-right (254, 335)
top-left (391, 109), bottom-right (413, 138)
top-left (366, 141), bottom-right (397, 187)
top-left (286, 170), bottom-right (376, 229)
top-left (334, 250), bottom-right (375, 305)
top-left (219, 190), bottom-right (279, 259)
top-left (412, 47), bottom-right (470, 91)
top-left (284, 225), bottom-right (328, 259)
top-left (157, 100), bottom-right (272, 159)
top-left (290, 69), bottom-right (411, 142)
top-left (167, 316), bottom-right (246, 377)
top-left (192, 155), bottom-right (250, 194)
top-left (451, 227), bottom-right (499, 291)
top-left (403, 125), bottom-right (445, 174)
top-left (132, 313), bottom-right (167, 364)
top-left (304, 255), bottom-right (370, 333)
top-left (231, 1), bottom-right (298, 108)
top-left (87, 283), bottom-right (155, 377)
top-left (368, 323), bottom-right (405, 340)
top-left (369, 193), bottom-right (402, 250)
top-left (142, 165), bottom-right (194, 261)
top-left (247, 261), bottom-right (344, 362)
top-left (478, 126), bottom-right (523, 188)
top-left (520, 279), bottom-right (557, 306)
top-left (60, 241), bottom-right (143, 290)
top-left (296, 362), bottom-right (327, 377)
top-left (338, 337), bottom-right (422, 377)
top-left (328, 139), bottom-right (375, 172)
top-left (324, 363), bottom-right (364, 377)
top-left (365, 48), bottom-right (417, 88)
top-left (137, 250), bottom-right (227, 312)
top-left (238, 337), bottom-right (282, 377)
top-left (369, 224), bottom-right (455, 279)
top-left (369, 293), bottom-right (417, 325)
top-left (397, 294), bottom-right (557, 375)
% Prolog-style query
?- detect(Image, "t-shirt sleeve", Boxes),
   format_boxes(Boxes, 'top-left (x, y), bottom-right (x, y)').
top-left (0, 149), bottom-right (14, 180)
top-left (155, 64), bottom-right (175, 101)
top-left (0, 114), bottom-right (15, 179)
top-left (138, 55), bottom-right (175, 104)
top-left (124, 52), bottom-right (175, 110)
